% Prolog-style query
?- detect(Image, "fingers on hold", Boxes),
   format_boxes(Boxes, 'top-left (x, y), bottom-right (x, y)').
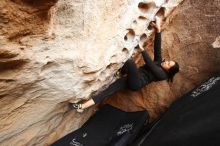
top-left (150, 21), bottom-right (156, 27)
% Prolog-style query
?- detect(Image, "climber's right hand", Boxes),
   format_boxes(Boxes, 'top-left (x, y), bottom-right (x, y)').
top-left (151, 16), bottom-right (163, 32)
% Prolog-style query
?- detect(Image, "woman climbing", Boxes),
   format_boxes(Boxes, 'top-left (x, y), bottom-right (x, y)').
top-left (70, 16), bottom-right (179, 112)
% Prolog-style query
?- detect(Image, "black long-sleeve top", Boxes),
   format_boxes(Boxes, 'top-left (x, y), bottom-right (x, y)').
top-left (139, 33), bottom-right (168, 83)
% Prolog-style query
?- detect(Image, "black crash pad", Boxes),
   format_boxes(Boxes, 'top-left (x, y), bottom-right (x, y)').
top-left (132, 74), bottom-right (220, 146)
top-left (52, 104), bottom-right (148, 146)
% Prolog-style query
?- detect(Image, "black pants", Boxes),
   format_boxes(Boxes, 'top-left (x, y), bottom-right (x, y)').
top-left (93, 59), bottom-right (145, 103)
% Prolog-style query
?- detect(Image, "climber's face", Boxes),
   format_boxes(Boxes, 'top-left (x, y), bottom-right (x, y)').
top-left (161, 60), bottom-right (175, 71)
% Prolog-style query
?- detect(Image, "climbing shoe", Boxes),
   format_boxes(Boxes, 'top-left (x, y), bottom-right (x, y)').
top-left (114, 70), bottom-right (121, 78)
top-left (69, 102), bottom-right (84, 113)
top-left (71, 103), bottom-right (82, 109)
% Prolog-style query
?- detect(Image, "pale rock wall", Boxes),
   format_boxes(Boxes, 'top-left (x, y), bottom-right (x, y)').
top-left (1, 0), bottom-right (220, 146)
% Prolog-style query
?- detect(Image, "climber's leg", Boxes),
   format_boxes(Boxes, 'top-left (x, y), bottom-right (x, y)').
top-left (91, 59), bottom-right (143, 104)
top-left (70, 99), bottom-right (95, 112)
top-left (92, 77), bottom-right (127, 104)
top-left (70, 77), bottom-right (127, 111)
top-left (91, 59), bottom-right (142, 104)
top-left (122, 59), bottom-right (143, 91)
top-left (70, 60), bottom-right (143, 111)
top-left (81, 99), bottom-right (95, 109)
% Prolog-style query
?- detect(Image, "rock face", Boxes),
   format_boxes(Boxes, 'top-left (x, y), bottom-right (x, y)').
top-left (106, 0), bottom-right (220, 120)
top-left (0, 0), bottom-right (219, 146)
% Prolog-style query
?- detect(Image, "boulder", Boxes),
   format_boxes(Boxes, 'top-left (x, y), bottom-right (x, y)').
top-left (0, 0), bottom-right (219, 145)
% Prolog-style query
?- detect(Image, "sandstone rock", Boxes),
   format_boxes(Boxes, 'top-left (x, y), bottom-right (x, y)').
top-left (0, 0), bottom-right (219, 146)
top-left (106, 0), bottom-right (220, 120)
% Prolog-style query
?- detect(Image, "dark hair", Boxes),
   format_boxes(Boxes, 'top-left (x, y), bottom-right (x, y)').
top-left (167, 61), bottom-right (179, 82)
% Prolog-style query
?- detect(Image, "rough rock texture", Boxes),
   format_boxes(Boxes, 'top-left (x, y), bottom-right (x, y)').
top-left (106, 0), bottom-right (220, 119)
top-left (0, 0), bottom-right (220, 146)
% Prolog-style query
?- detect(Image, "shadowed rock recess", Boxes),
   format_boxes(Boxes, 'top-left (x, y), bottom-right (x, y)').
top-left (0, 0), bottom-right (219, 145)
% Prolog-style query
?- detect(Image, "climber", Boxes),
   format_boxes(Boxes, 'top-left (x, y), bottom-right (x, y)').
top-left (70, 16), bottom-right (179, 112)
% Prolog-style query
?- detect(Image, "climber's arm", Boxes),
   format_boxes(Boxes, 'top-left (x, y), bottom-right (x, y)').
top-left (141, 51), bottom-right (167, 80)
top-left (153, 32), bottom-right (162, 62)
